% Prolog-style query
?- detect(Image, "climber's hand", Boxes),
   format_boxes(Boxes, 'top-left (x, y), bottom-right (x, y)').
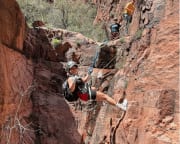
top-left (88, 66), bottom-right (93, 75)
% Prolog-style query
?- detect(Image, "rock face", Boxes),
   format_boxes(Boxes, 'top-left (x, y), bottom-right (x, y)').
top-left (122, 1), bottom-right (179, 142)
top-left (0, 1), bottom-right (87, 143)
top-left (0, 0), bottom-right (25, 51)
top-left (92, 0), bottom-right (127, 25)
top-left (23, 28), bottom-right (57, 61)
top-left (89, 0), bottom-right (179, 144)
top-left (0, 0), bottom-right (179, 144)
top-left (31, 61), bottom-right (82, 144)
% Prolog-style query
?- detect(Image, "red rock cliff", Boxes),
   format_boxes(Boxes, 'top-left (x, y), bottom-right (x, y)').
top-left (0, 0), bottom-right (179, 144)
top-left (89, 0), bottom-right (179, 144)
top-left (0, 0), bottom-right (33, 143)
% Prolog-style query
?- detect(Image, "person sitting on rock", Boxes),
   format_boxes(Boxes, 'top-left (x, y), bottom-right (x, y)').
top-left (65, 60), bottom-right (128, 111)
top-left (110, 18), bottom-right (121, 40)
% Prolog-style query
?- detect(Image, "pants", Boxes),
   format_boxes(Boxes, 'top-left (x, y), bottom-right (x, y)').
top-left (123, 13), bottom-right (132, 34)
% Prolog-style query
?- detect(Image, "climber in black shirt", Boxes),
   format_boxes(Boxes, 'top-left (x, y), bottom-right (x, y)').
top-left (63, 61), bottom-right (128, 111)
top-left (110, 18), bottom-right (121, 40)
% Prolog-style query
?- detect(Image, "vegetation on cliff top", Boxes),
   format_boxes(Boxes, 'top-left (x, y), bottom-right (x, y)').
top-left (16, 0), bottom-right (106, 41)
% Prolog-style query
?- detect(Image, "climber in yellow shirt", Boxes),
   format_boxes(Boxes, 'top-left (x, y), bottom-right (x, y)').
top-left (123, 0), bottom-right (135, 34)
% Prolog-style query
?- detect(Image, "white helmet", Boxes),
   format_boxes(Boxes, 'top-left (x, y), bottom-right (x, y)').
top-left (66, 61), bottom-right (78, 72)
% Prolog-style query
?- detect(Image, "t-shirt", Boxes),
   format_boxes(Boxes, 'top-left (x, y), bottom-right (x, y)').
top-left (110, 23), bottom-right (121, 33)
top-left (124, 2), bottom-right (135, 15)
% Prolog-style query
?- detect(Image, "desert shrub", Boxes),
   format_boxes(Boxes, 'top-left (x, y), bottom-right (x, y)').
top-left (51, 38), bottom-right (61, 48)
top-left (16, 0), bottom-right (106, 41)
top-left (133, 28), bottom-right (143, 40)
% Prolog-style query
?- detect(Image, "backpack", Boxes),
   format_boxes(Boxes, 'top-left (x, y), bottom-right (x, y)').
top-left (62, 80), bottom-right (79, 102)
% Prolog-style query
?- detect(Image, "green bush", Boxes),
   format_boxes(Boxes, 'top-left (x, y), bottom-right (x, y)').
top-left (133, 29), bottom-right (143, 40)
top-left (51, 38), bottom-right (61, 48)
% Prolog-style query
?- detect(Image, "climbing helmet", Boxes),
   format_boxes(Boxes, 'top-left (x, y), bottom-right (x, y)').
top-left (66, 61), bottom-right (78, 72)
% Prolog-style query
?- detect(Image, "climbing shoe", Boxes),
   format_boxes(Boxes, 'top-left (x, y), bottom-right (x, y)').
top-left (116, 99), bottom-right (128, 111)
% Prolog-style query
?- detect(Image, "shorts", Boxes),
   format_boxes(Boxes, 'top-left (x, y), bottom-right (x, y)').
top-left (77, 89), bottom-right (96, 101)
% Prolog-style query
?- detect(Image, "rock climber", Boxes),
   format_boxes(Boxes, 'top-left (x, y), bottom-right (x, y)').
top-left (123, 0), bottom-right (135, 34)
top-left (64, 60), bottom-right (128, 111)
top-left (110, 18), bottom-right (121, 40)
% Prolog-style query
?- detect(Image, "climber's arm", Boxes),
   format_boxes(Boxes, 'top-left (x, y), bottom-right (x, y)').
top-left (67, 77), bottom-right (76, 92)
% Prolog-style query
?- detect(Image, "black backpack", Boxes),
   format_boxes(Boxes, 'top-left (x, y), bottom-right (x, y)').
top-left (62, 80), bottom-right (79, 102)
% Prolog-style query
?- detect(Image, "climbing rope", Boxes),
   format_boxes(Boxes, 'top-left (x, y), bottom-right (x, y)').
top-left (69, 46), bottom-right (100, 112)
top-left (110, 111), bottom-right (126, 144)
